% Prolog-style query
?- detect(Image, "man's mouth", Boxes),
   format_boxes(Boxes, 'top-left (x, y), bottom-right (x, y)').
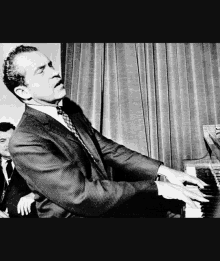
top-left (55, 79), bottom-right (64, 88)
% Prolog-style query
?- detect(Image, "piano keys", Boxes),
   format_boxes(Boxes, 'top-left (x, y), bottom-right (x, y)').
top-left (183, 124), bottom-right (220, 218)
top-left (184, 164), bottom-right (220, 218)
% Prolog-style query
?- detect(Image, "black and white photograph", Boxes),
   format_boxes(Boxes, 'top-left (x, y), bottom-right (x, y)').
top-left (1, 42), bottom-right (219, 218)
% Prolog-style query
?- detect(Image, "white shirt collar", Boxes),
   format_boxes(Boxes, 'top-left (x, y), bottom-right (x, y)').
top-left (1, 157), bottom-right (13, 166)
top-left (27, 100), bottom-right (63, 119)
top-left (27, 99), bottom-right (71, 131)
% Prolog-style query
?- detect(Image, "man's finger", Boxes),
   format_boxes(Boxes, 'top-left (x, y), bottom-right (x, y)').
top-left (183, 188), bottom-right (209, 203)
top-left (185, 201), bottom-right (201, 210)
top-left (185, 175), bottom-right (208, 188)
top-left (25, 204), bottom-right (29, 215)
top-left (28, 203), bottom-right (31, 213)
top-left (20, 202), bottom-right (24, 216)
top-left (17, 202), bottom-right (21, 214)
top-left (186, 186), bottom-right (208, 198)
top-left (23, 205), bottom-right (27, 215)
top-left (22, 202), bottom-right (28, 215)
top-left (181, 195), bottom-right (198, 209)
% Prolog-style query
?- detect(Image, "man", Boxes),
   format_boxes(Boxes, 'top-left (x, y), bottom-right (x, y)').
top-left (0, 122), bottom-right (37, 218)
top-left (2, 45), bottom-right (208, 218)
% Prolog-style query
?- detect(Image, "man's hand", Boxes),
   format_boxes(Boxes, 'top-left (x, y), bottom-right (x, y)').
top-left (157, 165), bottom-right (207, 188)
top-left (0, 209), bottom-right (9, 218)
top-left (155, 181), bottom-right (209, 208)
top-left (17, 192), bottom-right (35, 216)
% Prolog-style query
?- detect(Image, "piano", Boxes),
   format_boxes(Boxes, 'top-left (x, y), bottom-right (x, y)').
top-left (183, 125), bottom-right (220, 218)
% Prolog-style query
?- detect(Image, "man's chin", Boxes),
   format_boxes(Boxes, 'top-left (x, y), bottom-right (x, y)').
top-left (56, 89), bottom-right (66, 100)
top-left (2, 154), bottom-right (11, 159)
top-left (29, 90), bottom-right (67, 105)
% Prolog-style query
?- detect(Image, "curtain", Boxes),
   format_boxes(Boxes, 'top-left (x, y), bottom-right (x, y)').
top-left (61, 43), bottom-right (220, 171)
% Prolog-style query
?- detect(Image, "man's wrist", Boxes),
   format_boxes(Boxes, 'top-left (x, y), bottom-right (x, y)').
top-left (157, 165), bottom-right (171, 178)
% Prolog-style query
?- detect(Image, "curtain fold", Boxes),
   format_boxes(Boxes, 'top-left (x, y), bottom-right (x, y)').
top-left (61, 43), bottom-right (220, 170)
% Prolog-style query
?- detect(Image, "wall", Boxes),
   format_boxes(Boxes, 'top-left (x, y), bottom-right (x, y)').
top-left (0, 43), bottom-right (61, 126)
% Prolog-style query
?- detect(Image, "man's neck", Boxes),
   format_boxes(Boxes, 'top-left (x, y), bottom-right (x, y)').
top-left (25, 98), bottom-right (63, 107)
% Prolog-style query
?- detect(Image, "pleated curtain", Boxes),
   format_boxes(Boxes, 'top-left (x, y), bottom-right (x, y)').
top-left (61, 43), bottom-right (220, 171)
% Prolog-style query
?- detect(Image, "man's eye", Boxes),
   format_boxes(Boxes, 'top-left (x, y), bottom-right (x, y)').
top-left (38, 69), bottom-right (44, 74)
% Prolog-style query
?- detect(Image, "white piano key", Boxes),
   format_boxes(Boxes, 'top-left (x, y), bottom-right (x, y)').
top-left (185, 166), bottom-right (197, 177)
top-left (185, 201), bottom-right (202, 218)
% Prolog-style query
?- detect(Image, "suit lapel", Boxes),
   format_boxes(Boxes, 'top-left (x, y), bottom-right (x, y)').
top-left (44, 116), bottom-right (79, 144)
top-left (0, 161), bottom-right (9, 204)
top-left (0, 163), bottom-right (5, 199)
top-left (24, 105), bottom-right (107, 176)
top-left (25, 105), bottom-right (78, 143)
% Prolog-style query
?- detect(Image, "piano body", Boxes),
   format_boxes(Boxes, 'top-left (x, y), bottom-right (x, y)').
top-left (183, 125), bottom-right (220, 218)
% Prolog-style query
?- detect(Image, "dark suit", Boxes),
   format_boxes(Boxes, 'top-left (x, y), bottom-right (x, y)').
top-left (0, 160), bottom-right (38, 218)
top-left (9, 97), bottom-right (177, 218)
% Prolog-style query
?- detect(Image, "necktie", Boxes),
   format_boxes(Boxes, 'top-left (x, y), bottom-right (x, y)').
top-left (0, 159), bottom-right (13, 204)
top-left (56, 106), bottom-right (100, 168)
top-left (6, 159), bottom-right (13, 181)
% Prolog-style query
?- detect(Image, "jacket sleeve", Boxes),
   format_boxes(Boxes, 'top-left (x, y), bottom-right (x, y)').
top-left (80, 113), bottom-right (163, 182)
top-left (9, 129), bottom-right (160, 217)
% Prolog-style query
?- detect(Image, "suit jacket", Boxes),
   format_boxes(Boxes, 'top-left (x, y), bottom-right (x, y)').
top-left (0, 162), bottom-right (38, 218)
top-left (9, 97), bottom-right (163, 218)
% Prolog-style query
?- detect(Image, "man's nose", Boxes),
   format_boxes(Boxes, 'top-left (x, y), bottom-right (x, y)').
top-left (48, 66), bottom-right (60, 78)
top-left (51, 69), bottom-right (61, 79)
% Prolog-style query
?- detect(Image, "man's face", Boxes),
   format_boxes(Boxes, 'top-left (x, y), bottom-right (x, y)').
top-left (0, 129), bottom-right (14, 158)
top-left (14, 51), bottom-right (66, 104)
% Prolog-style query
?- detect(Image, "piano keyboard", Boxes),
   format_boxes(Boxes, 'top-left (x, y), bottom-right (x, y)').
top-left (185, 165), bottom-right (220, 218)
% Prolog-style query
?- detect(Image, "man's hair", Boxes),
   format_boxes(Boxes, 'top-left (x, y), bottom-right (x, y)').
top-left (2, 45), bottom-right (38, 101)
top-left (0, 122), bottom-right (15, 132)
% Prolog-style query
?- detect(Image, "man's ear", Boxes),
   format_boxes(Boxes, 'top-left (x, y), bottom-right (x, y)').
top-left (14, 86), bottom-right (32, 100)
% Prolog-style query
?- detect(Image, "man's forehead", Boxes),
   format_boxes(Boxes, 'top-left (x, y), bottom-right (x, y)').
top-left (14, 51), bottom-right (49, 71)
top-left (0, 129), bottom-right (14, 138)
